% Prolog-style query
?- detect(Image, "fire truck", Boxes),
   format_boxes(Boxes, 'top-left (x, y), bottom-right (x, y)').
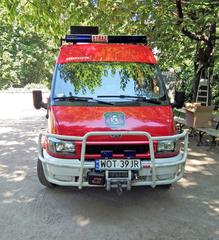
top-left (33, 26), bottom-right (188, 193)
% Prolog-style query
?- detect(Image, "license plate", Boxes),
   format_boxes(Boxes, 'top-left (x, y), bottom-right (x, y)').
top-left (95, 159), bottom-right (141, 170)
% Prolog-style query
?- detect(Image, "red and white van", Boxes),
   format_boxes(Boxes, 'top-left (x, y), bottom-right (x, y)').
top-left (33, 26), bottom-right (188, 192)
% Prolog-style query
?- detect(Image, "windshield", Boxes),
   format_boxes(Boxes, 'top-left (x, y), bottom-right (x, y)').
top-left (53, 62), bottom-right (166, 104)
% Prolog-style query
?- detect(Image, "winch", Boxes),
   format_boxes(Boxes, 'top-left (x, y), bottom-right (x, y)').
top-left (87, 170), bottom-right (132, 194)
top-left (105, 170), bottom-right (132, 192)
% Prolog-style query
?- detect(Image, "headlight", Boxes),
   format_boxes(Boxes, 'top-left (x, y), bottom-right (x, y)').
top-left (157, 140), bottom-right (177, 153)
top-left (47, 137), bottom-right (75, 154)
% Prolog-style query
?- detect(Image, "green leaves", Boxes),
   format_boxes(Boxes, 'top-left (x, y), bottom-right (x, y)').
top-left (0, 19), bottom-right (55, 89)
top-left (0, 0), bottom-right (218, 104)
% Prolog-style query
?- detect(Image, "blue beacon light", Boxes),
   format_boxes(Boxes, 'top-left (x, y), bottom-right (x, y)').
top-left (63, 34), bottom-right (147, 44)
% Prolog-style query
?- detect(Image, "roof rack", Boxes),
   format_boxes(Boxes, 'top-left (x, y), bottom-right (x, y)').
top-left (60, 26), bottom-right (147, 46)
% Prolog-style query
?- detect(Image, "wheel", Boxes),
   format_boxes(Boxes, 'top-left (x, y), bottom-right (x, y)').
top-left (158, 184), bottom-right (172, 189)
top-left (37, 159), bottom-right (56, 188)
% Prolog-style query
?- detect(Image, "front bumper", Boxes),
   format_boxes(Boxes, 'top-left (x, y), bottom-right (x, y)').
top-left (38, 130), bottom-right (188, 189)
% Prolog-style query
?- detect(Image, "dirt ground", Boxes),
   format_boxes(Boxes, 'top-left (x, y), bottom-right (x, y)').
top-left (0, 93), bottom-right (218, 240)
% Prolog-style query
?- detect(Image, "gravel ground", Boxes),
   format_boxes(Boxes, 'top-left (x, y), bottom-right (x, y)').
top-left (0, 93), bottom-right (218, 240)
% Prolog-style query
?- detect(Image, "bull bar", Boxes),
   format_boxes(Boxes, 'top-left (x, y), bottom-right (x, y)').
top-left (38, 130), bottom-right (189, 189)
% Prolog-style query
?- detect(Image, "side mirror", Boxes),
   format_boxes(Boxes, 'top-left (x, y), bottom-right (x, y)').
top-left (172, 91), bottom-right (185, 109)
top-left (32, 90), bottom-right (47, 109)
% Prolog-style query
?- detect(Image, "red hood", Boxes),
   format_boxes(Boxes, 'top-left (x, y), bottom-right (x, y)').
top-left (49, 106), bottom-right (175, 141)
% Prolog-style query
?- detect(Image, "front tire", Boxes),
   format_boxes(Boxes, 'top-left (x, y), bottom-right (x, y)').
top-left (37, 159), bottom-right (56, 188)
top-left (158, 184), bottom-right (172, 189)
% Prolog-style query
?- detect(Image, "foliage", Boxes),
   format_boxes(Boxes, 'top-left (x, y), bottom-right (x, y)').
top-left (0, 0), bottom-right (218, 104)
top-left (24, 83), bottom-right (49, 90)
top-left (0, 19), bottom-right (55, 89)
top-left (89, 0), bottom-right (218, 103)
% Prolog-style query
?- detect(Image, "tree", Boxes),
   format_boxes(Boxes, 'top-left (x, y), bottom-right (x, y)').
top-left (0, 5), bottom-right (57, 89)
top-left (0, 0), bottom-right (218, 105)
top-left (0, 19), bottom-right (55, 89)
top-left (90, 0), bottom-right (218, 104)
top-left (175, 0), bottom-right (218, 104)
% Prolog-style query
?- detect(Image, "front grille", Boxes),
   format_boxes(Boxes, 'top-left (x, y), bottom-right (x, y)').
top-left (86, 144), bottom-right (149, 155)
top-left (108, 171), bottom-right (129, 178)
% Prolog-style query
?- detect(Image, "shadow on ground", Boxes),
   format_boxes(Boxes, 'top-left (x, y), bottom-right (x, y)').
top-left (0, 94), bottom-right (219, 240)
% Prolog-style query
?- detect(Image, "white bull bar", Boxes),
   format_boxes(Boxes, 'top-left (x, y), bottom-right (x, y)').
top-left (38, 130), bottom-right (189, 189)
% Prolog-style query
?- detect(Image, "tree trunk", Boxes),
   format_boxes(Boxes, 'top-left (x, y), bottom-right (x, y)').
top-left (191, 23), bottom-right (216, 105)
top-left (175, 1), bottom-right (217, 105)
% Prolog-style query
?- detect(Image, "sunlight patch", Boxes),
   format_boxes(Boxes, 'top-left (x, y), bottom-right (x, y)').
top-left (188, 158), bottom-right (215, 165)
top-left (2, 191), bottom-right (14, 198)
top-left (189, 152), bottom-right (206, 157)
top-left (75, 215), bottom-right (90, 227)
top-left (8, 170), bottom-right (27, 182)
top-left (2, 197), bottom-right (35, 204)
top-left (185, 164), bottom-right (205, 173)
top-left (184, 195), bottom-right (196, 199)
top-left (178, 178), bottom-right (197, 188)
top-left (0, 127), bottom-right (16, 134)
top-left (0, 140), bottom-right (25, 146)
top-left (206, 200), bottom-right (219, 216)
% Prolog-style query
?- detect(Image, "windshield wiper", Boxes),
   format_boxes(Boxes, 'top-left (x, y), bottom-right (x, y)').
top-left (97, 95), bottom-right (161, 104)
top-left (53, 96), bottom-right (114, 105)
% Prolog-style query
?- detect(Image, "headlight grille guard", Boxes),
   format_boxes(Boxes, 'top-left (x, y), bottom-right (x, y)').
top-left (38, 130), bottom-right (189, 189)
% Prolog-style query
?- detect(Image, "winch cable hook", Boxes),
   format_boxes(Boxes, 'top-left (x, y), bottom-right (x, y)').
top-left (116, 182), bottom-right (123, 196)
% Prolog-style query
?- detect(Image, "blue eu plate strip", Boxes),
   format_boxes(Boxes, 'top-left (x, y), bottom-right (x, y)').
top-left (95, 160), bottom-right (100, 170)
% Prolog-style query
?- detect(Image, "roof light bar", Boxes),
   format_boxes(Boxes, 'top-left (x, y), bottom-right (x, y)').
top-left (62, 34), bottom-right (147, 45)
